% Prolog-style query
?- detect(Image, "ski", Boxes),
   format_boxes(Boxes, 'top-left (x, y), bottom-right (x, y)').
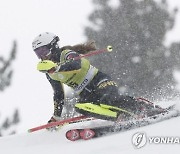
top-left (66, 105), bottom-right (180, 141)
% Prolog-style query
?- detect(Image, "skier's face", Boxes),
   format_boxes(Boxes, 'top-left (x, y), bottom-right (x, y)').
top-left (34, 46), bottom-right (52, 60)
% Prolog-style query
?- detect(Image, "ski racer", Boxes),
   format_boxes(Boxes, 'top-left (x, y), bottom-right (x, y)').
top-left (32, 32), bottom-right (163, 124)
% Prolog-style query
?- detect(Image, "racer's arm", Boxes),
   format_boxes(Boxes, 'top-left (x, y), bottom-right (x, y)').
top-left (58, 50), bottom-right (81, 72)
top-left (46, 73), bottom-right (64, 119)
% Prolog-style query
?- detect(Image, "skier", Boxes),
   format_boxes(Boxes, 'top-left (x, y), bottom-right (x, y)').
top-left (32, 32), bottom-right (163, 125)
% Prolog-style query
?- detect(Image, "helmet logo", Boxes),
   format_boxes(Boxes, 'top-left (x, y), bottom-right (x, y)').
top-left (32, 40), bottom-right (41, 49)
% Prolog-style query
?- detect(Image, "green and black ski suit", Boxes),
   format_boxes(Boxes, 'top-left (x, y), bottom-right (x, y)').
top-left (46, 49), bottom-right (145, 121)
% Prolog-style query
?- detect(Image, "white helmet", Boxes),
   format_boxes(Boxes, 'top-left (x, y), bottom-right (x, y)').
top-left (32, 32), bottom-right (59, 50)
top-left (32, 32), bottom-right (60, 59)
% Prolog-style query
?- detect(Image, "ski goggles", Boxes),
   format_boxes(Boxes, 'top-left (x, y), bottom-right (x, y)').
top-left (34, 46), bottom-right (51, 59)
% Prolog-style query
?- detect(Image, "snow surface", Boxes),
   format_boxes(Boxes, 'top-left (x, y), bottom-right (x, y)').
top-left (0, 105), bottom-right (180, 154)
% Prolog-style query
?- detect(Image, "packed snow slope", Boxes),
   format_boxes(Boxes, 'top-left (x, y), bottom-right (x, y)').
top-left (0, 109), bottom-right (180, 154)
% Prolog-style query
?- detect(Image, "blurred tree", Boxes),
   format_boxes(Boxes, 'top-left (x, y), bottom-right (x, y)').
top-left (1, 118), bottom-right (10, 129)
top-left (0, 109), bottom-right (20, 136)
top-left (0, 41), bottom-right (17, 91)
top-left (85, 0), bottom-right (180, 100)
top-left (12, 109), bottom-right (20, 124)
top-left (0, 41), bottom-right (20, 136)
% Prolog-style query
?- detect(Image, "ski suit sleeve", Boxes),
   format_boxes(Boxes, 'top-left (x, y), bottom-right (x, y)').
top-left (58, 50), bottom-right (81, 72)
top-left (46, 73), bottom-right (64, 117)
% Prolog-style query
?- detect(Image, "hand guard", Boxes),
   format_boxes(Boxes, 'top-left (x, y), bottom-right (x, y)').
top-left (37, 60), bottom-right (59, 73)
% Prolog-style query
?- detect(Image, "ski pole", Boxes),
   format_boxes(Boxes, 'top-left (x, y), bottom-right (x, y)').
top-left (28, 116), bottom-right (95, 133)
top-left (59, 45), bottom-right (113, 65)
top-left (28, 115), bottom-right (86, 133)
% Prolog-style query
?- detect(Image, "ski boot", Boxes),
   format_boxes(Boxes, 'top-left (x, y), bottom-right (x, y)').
top-left (136, 98), bottom-right (167, 118)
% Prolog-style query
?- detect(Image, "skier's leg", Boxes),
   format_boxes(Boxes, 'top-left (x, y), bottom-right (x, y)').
top-left (89, 82), bottom-right (164, 118)
top-left (75, 102), bottom-right (136, 121)
top-left (77, 74), bottom-right (138, 120)
top-left (75, 103), bottom-right (118, 121)
top-left (109, 95), bottom-right (166, 118)
top-left (77, 71), bottom-right (163, 120)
